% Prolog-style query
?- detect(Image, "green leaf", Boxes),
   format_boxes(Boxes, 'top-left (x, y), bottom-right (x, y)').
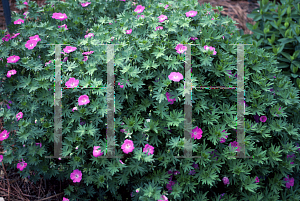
top-left (165, 110), bottom-right (185, 128)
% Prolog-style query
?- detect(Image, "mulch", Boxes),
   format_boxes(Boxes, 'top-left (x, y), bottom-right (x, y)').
top-left (0, 0), bottom-right (280, 200)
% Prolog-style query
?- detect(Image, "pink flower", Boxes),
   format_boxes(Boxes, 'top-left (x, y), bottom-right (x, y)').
top-left (7, 70), bottom-right (17, 78)
top-left (155, 26), bottom-right (163, 31)
top-left (29, 35), bottom-right (41, 42)
top-left (166, 92), bottom-right (176, 104)
top-left (78, 95), bottom-right (90, 106)
top-left (222, 36), bottom-right (225, 39)
top-left (229, 141), bottom-right (241, 152)
top-left (185, 11), bottom-right (197, 17)
top-left (158, 195), bottom-right (168, 201)
top-left (58, 24), bottom-right (68, 30)
top-left (120, 160), bottom-right (124, 164)
top-left (134, 5), bottom-right (145, 13)
top-left (212, 18), bottom-right (214, 20)
top-left (168, 72), bottom-right (183, 82)
top-left (0, 155), bottom-right (3, 162)
top-left (14, 19), bottom-right (24, 24)
top-left (63, 57), bottom-right (68, 62)
top-left (220, 130), bottom-right (228, 143)
top-left (16, 112), bottom-right (23, 121)
top-left (137, 15), bottom-right (145, 19)
top-left (118, 79), bottom-right (129, 88)
top-left (121, 139), bottom-right (135, 154)
top-left (83, 56), bottom-right (88, 62)
top-left (126, 29), bottom-right (132, 34)
top-left (24, 2), bottom-right (28, 5)
top-left (7, 55), bottom-right (20, 63)
top-left (63, 198), bottom-right (69, 201)
top-left (36, 143), bottom-right (42, 148)
top-left (158, 15), bottom-right (168, 22)
top-left (2, 34), bottom-right (11, 42)
top-left (70, 169), bottom-right (82, 183)
top-left (25, 40), bottom-right (37, 50)
top-left (85, 33), bottom-right (94, 39)
top-left (23, 11), bottom-right (29, 19)
top-left (82, 51), bottom-right (94, 55)
top-left (52, 13), bottom-right (68, 21)
top-left (255, 176), bottom-right (259, 183)
top-left (191, 126), bottom-right (203, 139)
top-left (260, 116), bottom-right (267, 122)
top-left (164, 5), bottom-right (169, 9)
top-left (63, 46), bottom-right (77, 53)
top-left (136, 189), bottom-right (139, 193)
top-left (284, 175), bottom-right (294, 189)
top-left (93, 146), bottom-right (104, 157)
top-left (81, 2), bottom-right (91, 7)
top-left (143, 144), bottom-right (154, 156)
top-left (222, 177), bottom-right (230, 185)
top-left (175, 43), bottom-right (187, 54)
top-left (17, 161), bottom-right (27, 171)
top-left (190, 37), bottom-right (198, 40)
top-left (204, 45), bottom-right (217, 55)
top-left (72, 107), bottom-right (78, 112)
top-left (10, 33), bottom-right (20, 39)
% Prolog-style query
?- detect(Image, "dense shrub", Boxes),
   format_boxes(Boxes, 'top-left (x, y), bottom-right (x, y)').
top-left (0, 0), bottom-right (300, 200)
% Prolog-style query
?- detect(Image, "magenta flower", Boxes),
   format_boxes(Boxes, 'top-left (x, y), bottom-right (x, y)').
top-left (222, 36), bottom-right (225, 39)
top-left (14, 19), bottom-right (24, 24)
top-left (0, 155), bottom-right (3, 162)
top-left (85, 33), bottom-right (94, 39)
top-left (120, 160), bottom-right (124, 164)
top-left (16, 112), bottom-right (23, 121)
top-left (158, 195), bottom-right (168, 201)
top-left (229, 141), bottom-right (241, 152)
top-left (0, 130), bottom-right (10, 141)
top-left (82, 51), bottom-right (94, 55)
top-left (63, 46), bottom-right (77, 53)
top-left (63, 198), bottom-right (69, 201)
top-left (7, 55), bottom-right (20, 63)
top-left (164, 5), bottom-right (169, 9)
top-left (70, 169), bottom-right (82, 183)
top-left (63, 57), bottom-right (68, 62)
top-left (260, 116), bottom-right (267, 122)
top-left (93, 146), bottom-right (104, 157)
top-left (284, 175), bottom-right (294, 189)
top-left (23, 11), bottom-right (29, 19)
top-left (52, 13), bottom-right (68, 21)
top-left (166, 180), bottom-right (176, 192)
top-left (175, 43), bottom-right (187, 54)
top-left (81, 2), bottom-right (91, 7)
top-left (204, 45), bottom-right (217, 55)
top-left (11, 33), bottom-right (20, 39)
top-left (78, 95), bottom-right (90, 106)
top-left (220, 193), bottom-right (225, 199)
top-left (118, 79), bottom-right (129, 88)
top-left (83, 56), bottom-right (88, 62)
top-left (29, 35), bottom-right (41, 42)
top-left (191, 126), bottom-right (203, 139)
top-left (137, 15), bottom-right (145, 19)
top-left (2, 34), bottom-right (11, 42)
top-left (190, 37), bottom-right (198, 40)
top-left (121, 139), bottom-right (135, 154)
top-left (158, 15), bottom-right (168, 22)
top-left (143, 144), bottom-right (154, 156)
top-left (168, 72), bottom-right (183, 82)
top-left (58, 24), bottom-right (68, 30)
top-left (155, 26), bottom-right (163, 31)
top-left (166, 92), bottom-right (176, 104)
top-left (255, 176), bottom-right (259, 183)
top-left (23, 2), bottom-right (28, 5)
top-left (126, 29), bottom-right (132, 34)
top-left (17, 161), bottom-right (27, 171)
top-left (7, 70), bottom-right (17, 78)
top-left (222, 177), bottom-right (230, 185)
top-left (25, 40), bottom-right (37, 50)
top-left (134, 5), bottom-right (145, 13)
top-left (220, 130), bottom-right (228, 143)
top-left (36, 143), bottom-right (42, 148)
top-left (185, 11), bottom-right (197, 17)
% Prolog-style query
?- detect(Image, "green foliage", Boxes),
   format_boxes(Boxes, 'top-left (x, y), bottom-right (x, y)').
top-left (1, 0), bottom-right (300, 200)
